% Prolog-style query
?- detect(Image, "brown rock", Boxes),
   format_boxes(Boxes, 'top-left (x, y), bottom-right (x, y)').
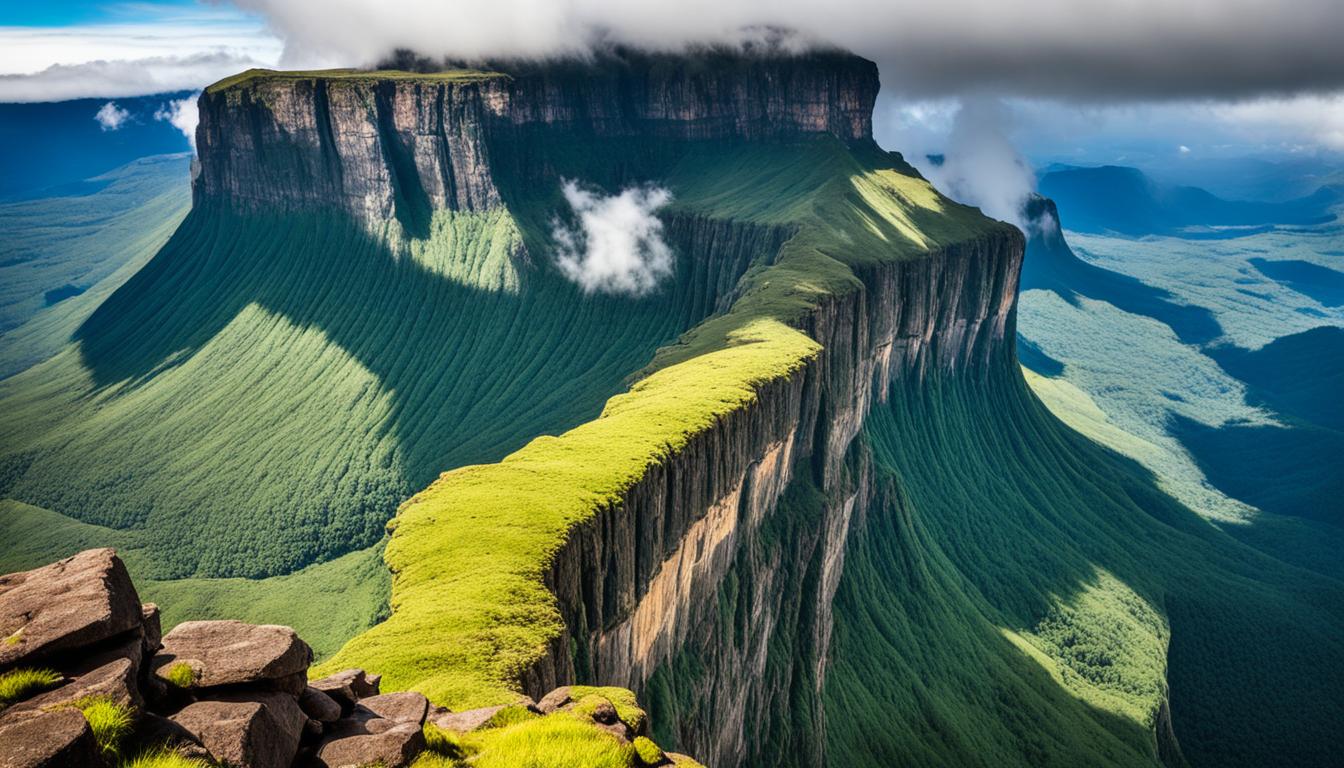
top-left (140, 603), bottom-right (162, 654)
top-left (171, 691), bottom-right (304, 768)
top-left (132, 713), bottom-right (211, 761)
top-left (588, 698), bottom-right (619, 725)
top-left (0, 548), bottom-right (140, 668)
top-left (537, 686), bottom-right (574, 713)
top-left (430, 704), bottom-right (503, 733)
top-left (309, 669), bottom-right (377, 709)
top-left (0, 708), bottom-right (105, 768)
top-left (316, 722), bottom-right (425, 768)
top-left (299, 686), bottom-right (342, 722)
top-left (151, 620), bottom-right (311, 689)
top-left (8, 633), bottom-right (143, 715)
top-left (359, 674), bottom-right (381, 698)
top-left (358, 691), bottom-right (428, 726)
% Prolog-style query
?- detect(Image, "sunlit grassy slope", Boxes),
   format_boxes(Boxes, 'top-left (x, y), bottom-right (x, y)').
top-left (0, 155), bottom-right (190, 377)
top-left (317, 136), bottom-right (998, 702)
top-left (819, 370), bottom-right (1344, 768)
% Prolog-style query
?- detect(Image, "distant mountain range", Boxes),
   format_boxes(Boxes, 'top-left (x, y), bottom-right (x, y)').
top-left (0, 93), bottom-right (193, 199)
top-left (1038, 163), bottom-right (1343, 236)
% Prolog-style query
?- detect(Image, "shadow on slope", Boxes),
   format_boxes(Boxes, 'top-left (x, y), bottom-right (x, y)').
top-left (1, 196), bottom-right (765, 580)
top-left (825, 365), bottom-right (1344, 768)
top-left (1021, 196), bottom-right (1223, 345)
top-left (1249, 258), bottom-right (1344, 307)
top-left (1173, 326), bottom-right (1344, 528)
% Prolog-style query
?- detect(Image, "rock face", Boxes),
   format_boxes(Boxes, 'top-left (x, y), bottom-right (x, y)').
top-left (0, 551), bottom-right (685, 767)
top-left (526, 225), bottom-right (1022, 766)
top-left (151, 620), bottom-right (312, 689)
top-left (187, 49), bottom-right (1021, 768)
top-left (0, 708), bottom-right (103, 768)
top-left (193, 51), bottom-right (878, 227)
top-left (0, 548), bottom-right (141, 667)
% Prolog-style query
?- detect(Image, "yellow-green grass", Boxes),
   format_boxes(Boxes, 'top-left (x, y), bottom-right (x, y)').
top-left (118, 748), bottom-right (213, 768)
top-left (76, 696), bottom-right (135, 759)
top-left (319, 136), bottom-right (1008, 708)
top-left (206, 68), bottom-right (506, 95)
top-left (0, 501), bottom-right (388, 661)
top-left (414, 690), bottom-right (696, 768)
top-left (0, 667), bottom-right (62, 707)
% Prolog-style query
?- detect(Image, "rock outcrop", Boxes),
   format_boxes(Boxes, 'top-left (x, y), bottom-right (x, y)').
top-left (189, 49), bottom-right (1020, 768)
top-left (0, 550), bottom-right (697, 767)
top-left (194, 51), bottom-right (878, 228)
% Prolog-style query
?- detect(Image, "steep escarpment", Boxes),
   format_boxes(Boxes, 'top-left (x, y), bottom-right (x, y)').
top-left (195, 51), bottom-right (876, 226)
top-left (542, 233), bottom-right (1020, 766)
top-left (5, 49), bottom-right (1342, 768)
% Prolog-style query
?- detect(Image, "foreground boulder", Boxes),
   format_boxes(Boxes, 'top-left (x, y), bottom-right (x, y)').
top-left (0, 708), bottom-right (104, 768)
top-left (171, 691), bottom-right (304, 768)
top-left (316, 722), bottom-right (425, 768)
top-left (0, 548), bottom-right (140, 668)
top-left (0, 549), bottom-right (701, 768)
top-left (151, 620), bottom-right (312, 690)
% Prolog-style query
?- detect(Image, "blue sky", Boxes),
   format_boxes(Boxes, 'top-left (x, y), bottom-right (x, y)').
top-left (0, 0), bottom-right (254, 26)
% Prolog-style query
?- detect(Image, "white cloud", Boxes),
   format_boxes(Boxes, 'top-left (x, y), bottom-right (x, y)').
top-left (0, 52), bottom-right (269, 103)
top-left (1212, 94), bottom-right (1344, 151)
top-left (917, 98), bottom-right (1037, 231)
top-left (0, 11), bottom-right (281, 103)
top-left (233, 0), bottom-right (1344, 99)
top-left (155, 93), bottom-right (200, 149)
top-left (1179, 144), bottom-right (1192, 154)
top-left (94, 101), bottom-right (130, 130)
top-left (552, 181), bottom-right (675, 296)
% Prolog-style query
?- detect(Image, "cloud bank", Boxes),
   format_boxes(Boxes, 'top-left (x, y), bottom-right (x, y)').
top-left (920, 99), bottom-right (1037, 230)
top-left (552, 181), bottom-right (675, 296)
top-left (237, 0), bottom-right (1344, 100)
top-left (0, 52), bottom-right (268, 103)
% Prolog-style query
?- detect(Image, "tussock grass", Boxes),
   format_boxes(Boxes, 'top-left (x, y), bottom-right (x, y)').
top-left (0, 667), bottom-right (62, 707)
top-left (76, 696), bottom-right (134, 759)
top-left (162, 662), bottom-right (195, 689)
top-left (118, 748), bottom-right (213, 768)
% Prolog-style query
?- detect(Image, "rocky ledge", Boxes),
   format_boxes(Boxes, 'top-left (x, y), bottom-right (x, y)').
top-left (0, 549), bottom-right (699, 768)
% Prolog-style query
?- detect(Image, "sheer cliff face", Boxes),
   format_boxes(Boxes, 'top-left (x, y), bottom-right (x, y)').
top-left (543, 233), bottom-right (1022, 767)
top-left (193, 53), bottom-right (878, 224)
top-left (194, 53), bottom-right (1021, 768)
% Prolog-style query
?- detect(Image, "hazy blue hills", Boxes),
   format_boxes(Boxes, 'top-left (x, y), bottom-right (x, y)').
top-left (1176, 326), bottom-right (1344, 526)
top-left (1250, 257), bottom-right (1344, 307)
top-left (1038, 164), bottom-right (1343, 236)
top-left (1019, 195), bottom-right (1222, 345)
top-left (0, 155), bottom-right (191, 377)
top-left (0, 93), bottom-right (193, 199)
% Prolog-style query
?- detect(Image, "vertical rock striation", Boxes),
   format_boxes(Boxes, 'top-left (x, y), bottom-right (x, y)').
top-left (538, 230), bottom-right (1023, 766)
top-left (192, 49), bottom-right (1021, 768)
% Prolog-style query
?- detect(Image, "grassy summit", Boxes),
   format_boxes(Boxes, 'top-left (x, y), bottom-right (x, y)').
top-left (317, 136), bottom-right (1002, 702)
top-left (204, 67), bottom-right (506, 94)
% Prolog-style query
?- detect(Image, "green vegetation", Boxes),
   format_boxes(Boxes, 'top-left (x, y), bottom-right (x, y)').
top-left (162, 662), bottom-right (196, 689)
top-left (118, 748), bottom-right (213, 768)
top-left (318, 136), bottom-right (1000, 704)
top-left (0, 500), bottom-right (389, 659)
top-left (0, 667), bottom-right (62, 707)
top-left (0, 155), bottom-right (189, 377)
top-left (410, 690), bottom-right (694, 768)
top-left (76, 696), bottom-right (135, 759)
top-left (205, 67), bottom-right (506, 94)
top-left (820, 370), bottom-right (1344, 767)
